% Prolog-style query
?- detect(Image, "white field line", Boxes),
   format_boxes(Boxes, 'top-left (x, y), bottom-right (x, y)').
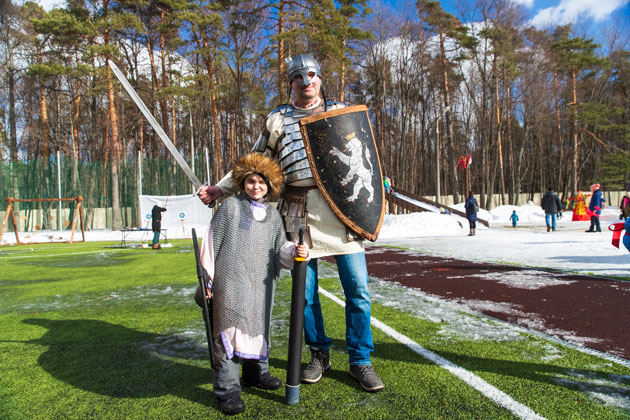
top-left (319, 287), bottom-right (547, 420)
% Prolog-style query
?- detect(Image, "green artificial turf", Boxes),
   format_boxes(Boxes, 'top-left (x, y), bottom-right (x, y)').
top-left (1, 241), bottom-right (628, 419)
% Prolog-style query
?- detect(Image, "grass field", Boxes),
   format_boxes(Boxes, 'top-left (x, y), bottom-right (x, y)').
top-left (1, 240), bottom-right (629, 419)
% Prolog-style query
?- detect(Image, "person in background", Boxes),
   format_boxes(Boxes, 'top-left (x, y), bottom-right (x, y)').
top-left (586, 183), bottom-right (605, 232)
top-left (151, 203), bottom-right (166, 249)
top-left (623, 216), bottom-right (630, 252)
top-left (510, 210), bottom-right (519, 228)
top-left (541, 186), bottom-right (562, 232)
top-left (383, 176), bottom-right (392, 193)
top-left (619, 192), bottom-right (630, 221)
top-left (464, 191), bottom-right (479, 236)
top-left (195, 153), bottom-right (309, 415)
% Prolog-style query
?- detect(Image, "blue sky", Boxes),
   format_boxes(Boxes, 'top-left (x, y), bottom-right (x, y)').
top-left (31, 0), bottom-right (630, 40)
top-left (412, 0), bottom-right (629, 30)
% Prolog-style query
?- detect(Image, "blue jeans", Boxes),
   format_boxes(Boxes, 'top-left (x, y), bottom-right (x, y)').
top-left (589, 215), bottom-right (601, 232)
top-left (545, 213), bottom-right (557, 230)
top-left (152, 231), bottom-right (160, 245)
top-left (303, 252), bottom-right (374, 365)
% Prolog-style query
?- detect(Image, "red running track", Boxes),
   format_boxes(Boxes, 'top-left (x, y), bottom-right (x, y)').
top-left (350, 247), bottom-right (630, 360)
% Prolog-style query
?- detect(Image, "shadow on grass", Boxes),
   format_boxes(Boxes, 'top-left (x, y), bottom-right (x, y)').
top-left (22, 318), bottom-right (231, 412)
top-left (440, 350), bottom-right (630, 400)
top-left (375, 341), bottom-right (629, 397)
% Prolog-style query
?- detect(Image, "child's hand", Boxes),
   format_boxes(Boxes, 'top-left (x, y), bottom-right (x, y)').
top-left (295, 244), bottom-right (309, 259)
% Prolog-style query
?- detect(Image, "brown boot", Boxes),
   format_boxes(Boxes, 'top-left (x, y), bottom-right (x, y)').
top-left (547, 226), bottom-right (551, 232)
top-left (152, 243), bottom-right (161, 249)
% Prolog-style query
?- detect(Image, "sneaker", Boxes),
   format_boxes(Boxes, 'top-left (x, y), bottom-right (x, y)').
top-left (243, 371), bottom-right (282, 390)
top-left (349, 364), bottom-right (384, 392)
top-left (219, 397), bottom-right (245, 415)
top-left (301, 348), bottom-right (330, 383)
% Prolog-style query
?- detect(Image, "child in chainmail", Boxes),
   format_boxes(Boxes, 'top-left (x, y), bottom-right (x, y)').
top-left (195, 153), bottom-right (309, 415)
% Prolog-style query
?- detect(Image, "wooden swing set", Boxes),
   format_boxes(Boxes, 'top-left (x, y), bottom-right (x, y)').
top-left (0, 196), bottom-right (85, 246)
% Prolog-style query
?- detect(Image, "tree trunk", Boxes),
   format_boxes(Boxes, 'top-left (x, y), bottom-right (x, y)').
top-left (506, 82), bottom-right (515, 204)
top-left (277, 0), bottom-right (286, 97)
top-left (202, 39), bottom-right (223, 181)
top-left (571, 69), bottom-right (578, 196)
top-left (553, 69), bottom-right (564, 191)
top-left (107, 65), bottom-right (122, 230)
top-left (494, 62), bottom-right (505, 206)
top-left (339, 37), bottom-right (346, 102)
top-left (159, 11), bottom-right (170, 138)
top-left (439, 34), bottom-right (458, 204)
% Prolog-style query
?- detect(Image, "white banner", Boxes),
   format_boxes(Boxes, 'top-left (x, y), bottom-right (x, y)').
top-left (139, 194), bottom-right (211, 238)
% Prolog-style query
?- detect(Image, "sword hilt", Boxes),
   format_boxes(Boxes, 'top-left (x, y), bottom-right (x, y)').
top-left (295, 227), bottom-right (305, 262)
top-left (194, 183), bottom-right (217, 208)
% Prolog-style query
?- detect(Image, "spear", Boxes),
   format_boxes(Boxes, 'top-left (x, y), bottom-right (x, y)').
top-left (192, 228), bottom-right (214, 369)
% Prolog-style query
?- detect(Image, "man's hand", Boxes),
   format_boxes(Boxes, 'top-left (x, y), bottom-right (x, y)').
top-left (198, 185), bottom-right (223, 205)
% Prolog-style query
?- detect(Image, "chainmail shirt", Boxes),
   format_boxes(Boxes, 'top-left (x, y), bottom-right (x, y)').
top-left (211, 193), bottom-right (286, 346)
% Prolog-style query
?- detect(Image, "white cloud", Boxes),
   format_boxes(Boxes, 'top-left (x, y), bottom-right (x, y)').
top-left (38, 0), bottom-right (65, 11)
top-left (511, 0), bottom-right (535, 8)
top-left (530, 0), bottom-right (629, 26)
top-left (12, 0), bottom-right (65, 11)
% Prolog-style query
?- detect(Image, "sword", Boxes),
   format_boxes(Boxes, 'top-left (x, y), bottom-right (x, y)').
top-left (108, 60), bottom-right (214, 206)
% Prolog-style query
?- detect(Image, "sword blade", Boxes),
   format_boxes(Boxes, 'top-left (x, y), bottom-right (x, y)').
top-left (108, 59), bottom-right (203, 189)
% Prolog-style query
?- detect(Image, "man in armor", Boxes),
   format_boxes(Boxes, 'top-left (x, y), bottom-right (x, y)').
top-left (199, 54), bottom-right (383, 392)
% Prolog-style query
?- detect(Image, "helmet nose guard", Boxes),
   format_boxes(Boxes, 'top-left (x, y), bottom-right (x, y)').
top-left (286, 54), bottom-right (321, 86)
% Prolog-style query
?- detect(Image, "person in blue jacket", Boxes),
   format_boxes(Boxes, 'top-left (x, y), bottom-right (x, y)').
top-left (510, 210), bottom-right (519, 228)
top-left (586, 183), bottom-right (605, 232)
top-left (623, 217), bottom-right (630, 252)
top-left (464, 191), bottom-right (479, 236)
top-left (541, 186), bottom-right (562, 232)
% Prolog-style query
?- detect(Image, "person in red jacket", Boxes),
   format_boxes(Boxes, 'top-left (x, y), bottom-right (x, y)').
top-left (620, 192), bottom-right (630, 221)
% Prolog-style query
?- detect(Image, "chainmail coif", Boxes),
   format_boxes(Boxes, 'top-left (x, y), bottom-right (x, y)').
top-left (211, 193), bottom-right (286, 341)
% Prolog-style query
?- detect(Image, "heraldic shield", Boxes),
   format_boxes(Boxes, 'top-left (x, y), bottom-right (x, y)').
top-left (299, 105), bottom-right (385, 241)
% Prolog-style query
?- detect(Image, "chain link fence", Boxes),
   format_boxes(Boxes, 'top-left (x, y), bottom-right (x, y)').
top-left (1, 154), bottom-right (210, 231)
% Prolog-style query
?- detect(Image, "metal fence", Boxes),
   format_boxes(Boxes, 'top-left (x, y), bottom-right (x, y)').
top-left (1, 153), bottom-right (211, 231)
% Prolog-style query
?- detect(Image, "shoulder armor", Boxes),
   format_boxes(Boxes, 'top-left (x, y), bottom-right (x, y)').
top-left (252, 129), bottom-right (271, 153)
top-left (268, 104), bottom-right (292, 117)
top-left (327, 99), bottom-right (341, 108)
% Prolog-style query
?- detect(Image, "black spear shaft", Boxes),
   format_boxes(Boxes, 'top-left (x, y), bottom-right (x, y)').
top-left (286, 227), bottom-right (306, 405)
top-left (192, 228), bottom-right (215, 369)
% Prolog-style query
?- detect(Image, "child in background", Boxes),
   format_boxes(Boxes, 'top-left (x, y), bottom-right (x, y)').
top-left (194, 153), bottom-right (309, 415)
top-left (510, 210), bottom-right (519, 228)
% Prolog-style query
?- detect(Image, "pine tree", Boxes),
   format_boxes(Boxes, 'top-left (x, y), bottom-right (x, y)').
top-left (552, 26), bottom-right (605, 195)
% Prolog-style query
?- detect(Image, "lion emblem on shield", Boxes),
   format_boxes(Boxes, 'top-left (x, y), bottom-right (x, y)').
top-left (329, 132), bottom-right (375, 204)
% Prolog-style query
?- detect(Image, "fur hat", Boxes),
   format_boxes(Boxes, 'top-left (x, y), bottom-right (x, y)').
top-left (590, 183), bottom-right (600, 192)
top-left (232, 153), bottom-right (284, 200)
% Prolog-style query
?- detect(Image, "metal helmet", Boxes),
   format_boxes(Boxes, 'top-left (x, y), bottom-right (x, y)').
top-left (286, 54), bottom-right (321, 86)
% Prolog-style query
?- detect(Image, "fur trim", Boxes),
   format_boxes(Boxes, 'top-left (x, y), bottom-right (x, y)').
top-left (232, 153), bottom-right (285, 200)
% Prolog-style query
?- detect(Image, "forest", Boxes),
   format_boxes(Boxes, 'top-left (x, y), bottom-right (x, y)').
top-left (1, 0), bottom-right (629, 229)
